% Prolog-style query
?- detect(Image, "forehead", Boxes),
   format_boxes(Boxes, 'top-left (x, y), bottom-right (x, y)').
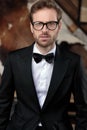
top-left (32, 8), bottom-right (57, 22)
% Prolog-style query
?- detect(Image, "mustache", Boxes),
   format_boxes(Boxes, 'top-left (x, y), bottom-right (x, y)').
top-left (39, 33), bottom-right (50, 37)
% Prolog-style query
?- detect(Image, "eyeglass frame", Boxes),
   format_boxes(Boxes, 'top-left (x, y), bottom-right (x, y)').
top-left (31, 19), bottom-right (61, 31)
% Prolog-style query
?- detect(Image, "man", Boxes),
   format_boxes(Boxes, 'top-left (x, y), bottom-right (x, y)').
top-left (0, 0), bottom-right (87, 130)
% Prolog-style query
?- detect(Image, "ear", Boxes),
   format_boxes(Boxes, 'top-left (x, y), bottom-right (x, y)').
top-left (58, 20), bottom-right (62, 30)
top-left (30, 23), bottom-right (34, 33)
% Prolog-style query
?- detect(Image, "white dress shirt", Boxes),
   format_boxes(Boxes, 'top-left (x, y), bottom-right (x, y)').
top-left (32, 43), bottom-right (56, 108)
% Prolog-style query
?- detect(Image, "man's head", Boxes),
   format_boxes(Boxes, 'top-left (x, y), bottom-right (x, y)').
top-left (29, 0), bottom-right (62, 24)
top-left (29, 0), bottom-right (62, 53)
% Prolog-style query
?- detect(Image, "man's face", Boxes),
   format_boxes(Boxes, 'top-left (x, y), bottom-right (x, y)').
top-left (30, 8), bottom-right (61, 49)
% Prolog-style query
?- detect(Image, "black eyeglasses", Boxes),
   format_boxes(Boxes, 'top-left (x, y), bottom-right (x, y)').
top-left (32, 21), bottom-right (60, 31)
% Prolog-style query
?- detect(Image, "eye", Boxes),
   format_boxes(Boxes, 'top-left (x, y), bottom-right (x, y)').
top-left (33, 22), bottom-right (43, 30)
top-left (34, 22), bottom-right (42, 27)
top-left (48, 21), bottom-right (57, 26)
top-left (47, 21), bottom-right (58, 30)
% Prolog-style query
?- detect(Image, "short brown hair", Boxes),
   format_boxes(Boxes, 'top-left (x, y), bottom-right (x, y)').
top-left (29, 0), bottom-right (62, 23)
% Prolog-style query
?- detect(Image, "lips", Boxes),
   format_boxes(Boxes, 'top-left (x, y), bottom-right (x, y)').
top-left (40, 35), bottom-right (50, 40)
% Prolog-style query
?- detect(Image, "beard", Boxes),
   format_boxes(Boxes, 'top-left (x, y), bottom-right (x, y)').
top-left (32, 30), bottom-right (58, 51)
top-left (35, 34), bottom-right (56, 48)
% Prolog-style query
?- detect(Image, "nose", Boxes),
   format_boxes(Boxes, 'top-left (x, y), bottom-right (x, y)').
top-left (42, 24), bottom-right (48, 31)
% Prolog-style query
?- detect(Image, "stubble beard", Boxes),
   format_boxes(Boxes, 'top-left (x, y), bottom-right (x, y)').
top-left (37, 38), bottom-right (54, 49)
top-left (35, 38), bottom-right (56, 53)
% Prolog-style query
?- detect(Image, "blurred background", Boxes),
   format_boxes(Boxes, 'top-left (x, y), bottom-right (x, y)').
top-left (0, 0), bottom-right (87, 77)
top-left (0, 1), bottom-right (87, 129)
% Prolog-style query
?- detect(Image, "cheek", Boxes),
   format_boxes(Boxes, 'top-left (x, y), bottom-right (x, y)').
top-left (50, 31), bottom-right (59, 41)
top-left (52, 30), bottom-right (59, 38)
top-left (32, 31), bottom-right (39, 39)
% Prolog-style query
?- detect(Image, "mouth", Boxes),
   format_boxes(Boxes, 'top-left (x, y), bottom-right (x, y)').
top-left (40, 35), bottom-right (50, 40)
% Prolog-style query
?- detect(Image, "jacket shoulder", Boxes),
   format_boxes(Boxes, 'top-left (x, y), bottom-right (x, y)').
top-left (58, 43), bottom-right (80, 60)
top-left (10, 44), bottom-right (33, 55)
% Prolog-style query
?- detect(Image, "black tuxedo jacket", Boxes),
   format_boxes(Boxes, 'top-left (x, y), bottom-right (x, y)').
top-left (0, 43), bottom-right (87, 130)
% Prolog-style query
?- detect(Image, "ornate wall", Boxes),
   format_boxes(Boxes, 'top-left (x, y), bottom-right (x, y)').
top-left (0, 0), bottom-right (87, 73)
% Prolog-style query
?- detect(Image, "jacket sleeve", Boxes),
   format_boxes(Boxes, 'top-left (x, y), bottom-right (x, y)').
top-left (0, 55), bottom-right (14, 130)
top-left (73, 57), bottom-right (87, 130)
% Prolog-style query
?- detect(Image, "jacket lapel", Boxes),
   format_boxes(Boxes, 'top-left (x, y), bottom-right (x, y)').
top-left (42, 45), bottom-right (70, 110)
top-left (20, 44), bottom-right (41, 111)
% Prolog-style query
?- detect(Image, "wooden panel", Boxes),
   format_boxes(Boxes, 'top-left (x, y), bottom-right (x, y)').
top-left (55, 0), bottom-right (78, 20)
top-left (55, 0), bottom-right (87, 34)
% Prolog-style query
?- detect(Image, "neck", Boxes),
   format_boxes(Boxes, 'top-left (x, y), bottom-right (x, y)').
top-left (35, 43), bottom-right (55, 54)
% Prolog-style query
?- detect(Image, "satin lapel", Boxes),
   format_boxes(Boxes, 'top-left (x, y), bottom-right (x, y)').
top-left (42, 46), bottom-right (70, 110)
top-left (20, 44), bottom-right (41, 111)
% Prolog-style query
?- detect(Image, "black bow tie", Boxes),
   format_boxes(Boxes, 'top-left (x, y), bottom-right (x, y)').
top-left (33, 53), bottom-right (54, 63)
